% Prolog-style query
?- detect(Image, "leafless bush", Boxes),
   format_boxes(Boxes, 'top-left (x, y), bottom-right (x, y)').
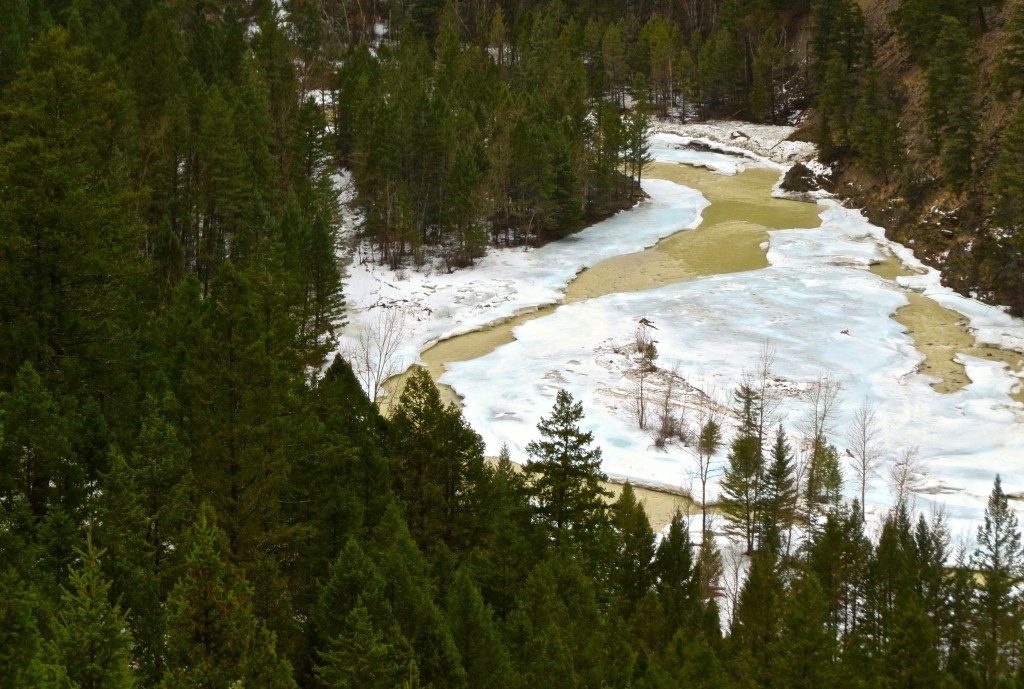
top-left (345, 307), bottom-right (407, 406)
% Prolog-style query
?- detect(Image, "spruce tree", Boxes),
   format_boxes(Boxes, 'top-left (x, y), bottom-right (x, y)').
top-left (653, 511), bottom-right (702, 632)
top-left (389, 367), bottom-right (490, 555)
top-left (161, 506), bottom-right (296, 689)
top-left (996, 1), bottom-right (1024, 98)
top-left (315, 605), bottom-right (420, 689)
top-left (444, 567), bottom-right (515, 689)
top-left (611, 482), bottom-right (657, 611)
top-left (0, 569), bottom-right (62, 688)
top-left (989, 100), bottom-right (1024, 314)
top-left (971, 475), bottom-right (1024, 687)
top-left (758, 424), bottom-right (799, 556)
top-left (0, 27), bottom-right (141, 389)
top-left (524, 389), bottom-right (611, 547)
top-left (926, 17), bottom-right (978, 188)
top-left (50, 534), bottom-right (137, 689)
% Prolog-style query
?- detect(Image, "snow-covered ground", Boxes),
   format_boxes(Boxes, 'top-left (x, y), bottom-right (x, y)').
top-left (339, 176), bottom-right (708, 380)
top-left (337, 121), bottom-right (1024, 542)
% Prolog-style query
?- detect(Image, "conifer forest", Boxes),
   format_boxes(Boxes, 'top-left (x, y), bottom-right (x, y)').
top-left (1, 0), bottom-right (1024, 687)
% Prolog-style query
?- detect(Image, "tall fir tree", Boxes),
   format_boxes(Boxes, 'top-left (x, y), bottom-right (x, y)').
top-left (524, 389), bottom-right (612, 548)
top-left (161, 506), bottom-right (296, 689)
top-left (49, 534), bottom-right (137, 689)
top-left (971, 475), bottom-right (1024, 687)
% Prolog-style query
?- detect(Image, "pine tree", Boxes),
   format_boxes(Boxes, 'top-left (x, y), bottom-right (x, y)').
top-left (758, 424), bottom-right (799, 556)
top-left (611, 482), bottom-right (657, 611)
top-left (988, 100), bottom-right (1024, 314)
top-left (315, 606), bottom-right (420, 689)
top-left (50, 534), bottom-right (137, 689)
top-left (0, 363), bottom-right (76, 520)
top-left (91, 451), bottom-right (165, 686)
top-left (772, 574), bottom-right (840, 689)
top-left (0, 569), bottom-right (62, 688)
top-left (971, 475), bottom-right (1024, 687)
top-left (0, 27), bottom-right (141, 389)
top-left (444, 567), bottom-right (515, 689)
top-left (367, 504), bottom-right (466, 689)
top-left (161, 506), bottom-right (296, 689)
top-left (653, 511), bottom-right (702, 632)
top-left (475, 444), bottom-right (535, 622)
top-left (720, 385), bottom-right (763, 553)
top-left (524, 389), bottom-right (612, 547)
top-left (996, 1), bottom-right (1024, 98)
top-left (926, 17), bottom-right (978, 188)
top-left (730, 552), bottom-right (783, 686)
top-left (389, 367), bottom-right (490, 555)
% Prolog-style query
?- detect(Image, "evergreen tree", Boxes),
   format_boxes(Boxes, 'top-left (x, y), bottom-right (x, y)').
top-left (0, 569), bottom-right (62, 688)
top-left (50, 534), bottom-right (136, 689)
top-left (0, 362), bottom-right (76, 520)
top-left (720, 384), bottom-right (763, 553)
top-left (91, 451), bottom-right (165, 686)
top-left (996, 1), bottom-right (1024, 98)
top-left (926, 17), bottom-right (978, 188)
top-left (524, 389), bottom-right (612, 547)
top-left (850, 65), bottom-right (903, 179)
top-left (653, 511), bottom-right (702, 632)
top-left (772, 574), bottom-right (840, 689)
top-left (367, 505), bottom-right (466, 688)
top-left (611, 482), bottom-right (657, 611)
top-left (758, 424), bottom-right (799, 556)
top-left (0, 27), bottom-right (141, 390)
top-left (444, 567), bottom-right (515, 689)
top-left (474, 444), bottom-right (536, 621)
top-left (161, 506), bottom-right (296, 689)
top-left (971, 475), bottom-right (1024, 687)
top-left (315, 605), bottom-right (420, 689)
top-left (389, 367), bottom-right (490, 556)
top-left (988, 100), bottom-right (1024, 315)
top-left (730, 552), bottom-right (783, 687)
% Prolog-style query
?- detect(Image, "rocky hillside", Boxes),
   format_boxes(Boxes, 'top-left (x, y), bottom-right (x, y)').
top-left (814, 0), bottom-right (1024, 314)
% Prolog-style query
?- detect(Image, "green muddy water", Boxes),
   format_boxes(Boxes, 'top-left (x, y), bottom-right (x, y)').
top-left (385, 159), bottom-right (1023, 516)
top-left (869, 255), bottom-right (1024, 401)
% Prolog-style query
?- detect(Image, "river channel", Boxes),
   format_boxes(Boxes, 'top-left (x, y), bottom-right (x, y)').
top-left (394, 156), bottom-right (1023, 527)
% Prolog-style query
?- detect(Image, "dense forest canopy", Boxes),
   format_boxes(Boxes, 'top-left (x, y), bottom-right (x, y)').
top-left (1, 0), bottom-right (1024, 687)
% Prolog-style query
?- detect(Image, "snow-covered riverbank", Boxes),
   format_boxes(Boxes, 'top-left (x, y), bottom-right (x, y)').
top-left (337, 121), bottom-right (1024, 540)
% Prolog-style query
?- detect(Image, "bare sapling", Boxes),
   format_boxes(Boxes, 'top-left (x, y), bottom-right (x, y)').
top-left (889, 446), bottom-right (922, 510)
top-left (346, 306), bottom-right (407, 406)
top-left (629, 324), bottom-right (658, 430)
top-left (847, 398), bottom-right (883, 519)
top-left (652, 365), bottom-right (683, 449)
top-left (690, 380), bottom-right (725, 537)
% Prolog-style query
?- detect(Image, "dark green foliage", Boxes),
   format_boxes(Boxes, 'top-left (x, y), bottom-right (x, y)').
top-left (653, 511), bottom-right (702, 632)
top-left (524, 389), bottom-right (612, 548)
top-left (892, 0), bottom-right (973, 60)
top-left (926, 17), bottom-right (979, 188)
top-left (730, 552), bottom-right (783, 686)
top-left (389, 368), bottom-right (490, 556)
top-left (972, 476), bottom-right (1024, 686)
top-left (161, 506), bottom-right (296, 689)
top-left (758, 424), bottom-right (799, 556)
top-left (0, 569), bottom-right (61, 688)
top-left (444, 567), bottom-right (515, 689)
top-left (987, 100), bottom-right (1024, 314)
top-left (315, 606), bottom-right (419, 689)
top-left (51, 534), bottom-right (137, 689)
top-left (2, 3), bottom-right (1024, 687)
top-left (610, 482), bottom-right (657, 611)
top-left (850, 65), bottom-right (903, 178)
top-left (996, 2), bottom-right (1024, 98)
top-left (0, 27), bottom-right (141, 390)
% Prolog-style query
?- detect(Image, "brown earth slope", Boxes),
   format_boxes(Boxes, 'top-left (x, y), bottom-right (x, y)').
top-left (801, 0), bottom-right (1020, 313)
